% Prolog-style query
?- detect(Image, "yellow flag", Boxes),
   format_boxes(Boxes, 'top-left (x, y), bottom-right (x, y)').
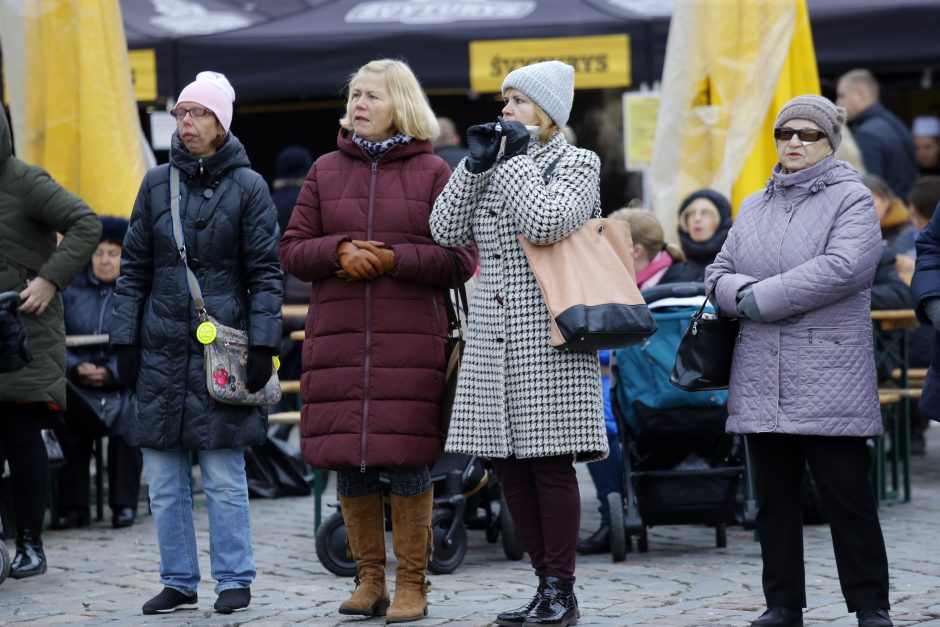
top-left (0, 0), bottom-right (148, 218)
top-left (649, 0), bottom-right (819, 240)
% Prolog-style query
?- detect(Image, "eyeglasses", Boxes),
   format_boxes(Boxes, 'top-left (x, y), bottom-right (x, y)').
top-left (774, 127), bottom-right (827, 144)
top-left (170, 107), bottom-right (211, 120)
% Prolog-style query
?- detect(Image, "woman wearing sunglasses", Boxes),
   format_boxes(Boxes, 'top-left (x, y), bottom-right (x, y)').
top-left (110, 71), bottom-right (282, 616)
top-left (705, 95), bottom-right (893, 627)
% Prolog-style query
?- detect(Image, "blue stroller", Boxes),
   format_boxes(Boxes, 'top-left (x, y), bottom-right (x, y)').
top-left (609, 282), bottom-right (756, 560)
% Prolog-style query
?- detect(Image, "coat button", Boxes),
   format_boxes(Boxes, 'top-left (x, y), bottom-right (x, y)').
top-left (488, 209), bottom-right (497, 217)
top-left (195, 218), bottom-right (207, 229)
top-left (187, 257), bottom-right (201, 270)
top-left (785, 203), bottom-right (793, 213)
top-left (494, 253), bottom-right (501, 259)
top-left (495, 337), bottom-right (505, 343)
top-left (203, 188), bottom-right (214, 199)
top-left (495, 294), bottom-right (504, 305)
top-left (771, 348), bottom-right (778, 356)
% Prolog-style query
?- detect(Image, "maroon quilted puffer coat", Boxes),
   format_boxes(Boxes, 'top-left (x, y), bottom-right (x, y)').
top-left (280, 129), bottom-right (477, 470)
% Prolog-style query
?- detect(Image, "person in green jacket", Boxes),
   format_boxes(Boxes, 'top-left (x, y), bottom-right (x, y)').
top-left (0, 105), bottom-right (101, 579)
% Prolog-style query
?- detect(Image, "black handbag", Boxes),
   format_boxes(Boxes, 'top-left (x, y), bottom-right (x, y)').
top-left (440, 252), bottom-right (468, 440)
top-left (0, 291), bottom-right (31, 373)
top-left (670, 286), bottom-right (739, 391)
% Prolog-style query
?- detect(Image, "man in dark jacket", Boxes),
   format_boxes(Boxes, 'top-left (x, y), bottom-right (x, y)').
top-left (837, 69), bottom-right (918, 198)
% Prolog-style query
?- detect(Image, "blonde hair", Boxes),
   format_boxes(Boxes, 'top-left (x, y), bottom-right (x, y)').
top-left (608, 208), bottom-right (685, 262)
top-left (504, 88), bottom-right (559, 145)
top-left (339, 59), bottom-right (440, 141)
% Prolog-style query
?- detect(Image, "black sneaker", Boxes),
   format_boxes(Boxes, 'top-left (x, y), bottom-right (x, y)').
top-left (215, 587), bottom-right (251, 614)
top-left (142, 587), bottom-right (198, 614)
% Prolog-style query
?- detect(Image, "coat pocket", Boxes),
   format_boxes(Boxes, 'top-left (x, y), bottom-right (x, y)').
top-left (797, 344), bottom-right (870, 420)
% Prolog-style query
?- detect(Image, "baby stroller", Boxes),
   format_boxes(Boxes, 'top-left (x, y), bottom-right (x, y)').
top-left (609, 282), bottom-right (756, 561)
top-left (314, 451), bottom-right (523, 576)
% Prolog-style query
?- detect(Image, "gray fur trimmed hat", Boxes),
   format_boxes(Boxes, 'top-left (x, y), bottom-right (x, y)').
top-left (501, 61), bottom-right (575, 128)
top-left (774, 94), bottom-right (846, 150)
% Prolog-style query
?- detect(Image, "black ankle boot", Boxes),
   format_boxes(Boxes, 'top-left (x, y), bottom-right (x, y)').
top-left (750, 607), bottom-right (803, 627)
top-left (523, 576), bottom-right (579, 626)
top-left (495, 577), bottom-right (547, 626)
top-left (10, 529), bottom-right (47, 579)
top-left (577, 524), bottom-right (610, 555)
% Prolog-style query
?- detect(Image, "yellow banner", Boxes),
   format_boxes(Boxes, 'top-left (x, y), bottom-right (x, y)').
top-left (470, 34), bottom-right (630, 93)
top-left (129, 48), bottom-right (157, 102)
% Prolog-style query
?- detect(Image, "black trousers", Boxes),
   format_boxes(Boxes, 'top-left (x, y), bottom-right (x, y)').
top-left (57, 431), bottom-right (143, 512)
top-left (0, 403), bottom-right (50, 531)
top-left (747, 433), bottom-right (890, 612)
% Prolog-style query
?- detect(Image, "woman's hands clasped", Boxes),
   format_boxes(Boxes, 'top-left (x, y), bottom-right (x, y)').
top-left (336, 240), bottom-right (397, 281)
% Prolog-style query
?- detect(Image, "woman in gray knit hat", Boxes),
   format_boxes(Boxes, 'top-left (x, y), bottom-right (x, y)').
top-left (705, 94), bottom-right (893, 627)
top-left (431, 60), bottom-right (604, 627)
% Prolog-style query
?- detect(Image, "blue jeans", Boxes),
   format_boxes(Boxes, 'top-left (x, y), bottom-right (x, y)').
top-left (142, 448), bottom-right (255, 595)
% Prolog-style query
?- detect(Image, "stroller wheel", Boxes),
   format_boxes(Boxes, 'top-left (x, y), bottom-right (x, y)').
top-left (428, 509), bottom-right (467, 574)
top-left (498, 494), bottom-right (524, 561)
top-left (606, 492), bottom-right (627, 563)
top-left (715, 523), bottom-right (727, 548)
top-left (0, 540), bottom-right (9, 585)
top-left (314, 511), bottom-right (357, 577)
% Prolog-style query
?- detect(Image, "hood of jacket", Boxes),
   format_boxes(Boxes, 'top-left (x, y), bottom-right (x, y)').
top-left (169, 131), bottom-right (251, 182)
top-left (0, 106), bottom-right (11, 170)
top-left (335, 128), bottom-right (433, 163)
top-left (766, 155), bottom-right (860, 198)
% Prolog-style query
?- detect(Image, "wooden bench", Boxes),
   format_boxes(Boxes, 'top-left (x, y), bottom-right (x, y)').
top-left (891, 368), bottom-right (927, 385)
top-left (268, 410), bottom-right (301, 425)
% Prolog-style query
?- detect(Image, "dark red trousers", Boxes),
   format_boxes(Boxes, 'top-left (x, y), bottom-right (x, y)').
top-left (490, 454), bottom-right (580, 582)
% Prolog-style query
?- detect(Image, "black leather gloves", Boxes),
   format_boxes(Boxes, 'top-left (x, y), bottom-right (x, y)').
top-left (465, 122), bottom-right (502, 174)
top-left (114, 345), bottom-right (141, 389)
top-left (498, 116), bottom-right (530, 158)
top-left (924, 297), bottom-right (940, 332)
top-left (246, 346), bottom-right (276, 393)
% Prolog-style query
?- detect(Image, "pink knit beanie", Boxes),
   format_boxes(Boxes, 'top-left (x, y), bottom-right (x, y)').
top-left (176, 71), bottom-right (236, 132)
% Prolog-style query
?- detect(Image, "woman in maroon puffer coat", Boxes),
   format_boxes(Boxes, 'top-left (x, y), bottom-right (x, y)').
top-left (279, 59), bottom-right (476, 623)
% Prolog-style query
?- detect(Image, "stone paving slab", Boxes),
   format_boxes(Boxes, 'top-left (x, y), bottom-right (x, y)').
top-left (1, 427), bottom-right (938, 626)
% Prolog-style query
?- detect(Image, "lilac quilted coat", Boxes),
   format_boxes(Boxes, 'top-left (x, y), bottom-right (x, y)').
top-left (705, 156), bottom-right (883, 436)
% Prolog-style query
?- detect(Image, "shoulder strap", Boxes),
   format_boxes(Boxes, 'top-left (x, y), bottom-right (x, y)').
top-left (169, 166), bottom-right (208, 319)
top-left (443, 250), bottom-right (468, 339)
top-left (541, 154), bottom-right (563, 185)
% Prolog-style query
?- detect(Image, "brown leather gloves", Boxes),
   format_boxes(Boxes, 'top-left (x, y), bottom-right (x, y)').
top-left (336, 240), bottom-right (397, 281)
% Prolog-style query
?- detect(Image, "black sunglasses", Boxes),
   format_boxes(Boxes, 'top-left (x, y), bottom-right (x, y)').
top-left (774, 127), bottom-right (827, 143)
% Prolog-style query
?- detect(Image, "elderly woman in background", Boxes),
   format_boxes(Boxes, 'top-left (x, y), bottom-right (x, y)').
top-left (675, 189), bottom-right (733, 281)
top-left (0, 106), bottom-right (100, 579)
top-left (431, 60), bottom-right (605, 627)
top-left (705, 95), bottom-right (892, 627)
top-left (111, 71), bottom-right (282, 616)
top-left (280, 59), bottom-right (476, 623)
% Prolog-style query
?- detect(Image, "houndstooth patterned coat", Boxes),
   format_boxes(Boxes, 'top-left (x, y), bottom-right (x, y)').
top-left (430, 131), bottom-right (607, 461)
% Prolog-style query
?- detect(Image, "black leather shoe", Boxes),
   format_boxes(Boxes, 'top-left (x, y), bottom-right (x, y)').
top-left (523, 576), bottom-right (579, 626)
top-left (495, 577), bottom-right (546, 626)
top-left (10, 529), bottom-right (47, 579)
top-left (750, 607), bottom-right (803, 627)
top-left (856, 608), bottom-right (892, 627)
top-left (577, 524), bottom-right (610, 555)
top-left (142, 587), bottom-right (198, 614)
top-left (215, 587), bottom-right (251, 614)
top-left (50, 508), bottom-right (89, 530)
top-left (111, 507), bottom-right (136, 529)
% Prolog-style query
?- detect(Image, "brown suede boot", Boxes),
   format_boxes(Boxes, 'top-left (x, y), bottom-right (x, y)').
top-left (386, 489), bottom-right (434, 623)
top-left (337, 493), bottom-right (390, 616)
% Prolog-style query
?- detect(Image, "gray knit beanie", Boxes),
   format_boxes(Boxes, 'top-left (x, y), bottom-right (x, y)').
top-left (501, 61), bottom-right (575, 128)
top-left (774, 94), bottom-right (846, 150)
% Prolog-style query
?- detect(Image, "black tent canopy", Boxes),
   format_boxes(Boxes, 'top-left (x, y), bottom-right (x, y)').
top-left (122, 0), bottom-right (940, 103)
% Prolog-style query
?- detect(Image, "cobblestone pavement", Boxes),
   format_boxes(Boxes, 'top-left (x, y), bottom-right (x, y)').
top-left (1, 427), bottom-right (938, 626)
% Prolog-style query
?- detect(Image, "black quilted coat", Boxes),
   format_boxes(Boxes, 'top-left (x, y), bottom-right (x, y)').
top-left (110, 132), bottom-right (282, 450)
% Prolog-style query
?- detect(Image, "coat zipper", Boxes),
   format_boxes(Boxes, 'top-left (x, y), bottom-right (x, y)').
top-left (360, 160), bottom-right (379, 472)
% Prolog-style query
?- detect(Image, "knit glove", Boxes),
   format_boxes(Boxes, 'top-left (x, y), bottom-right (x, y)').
top-left (113, 345), bottom-right (141, 389)
top-left (736, 285), bottom-right (764, 322)
top-left (924, 297), bottom-right (940, 332)
top-left (465, 122), bottom-right (501, 174)
top-left (498, 117), bottom-right (530, 159)
top-left (245, 347), bottom-right (276, 393)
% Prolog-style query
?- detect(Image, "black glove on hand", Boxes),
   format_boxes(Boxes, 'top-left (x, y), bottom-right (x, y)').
top-left (736, 285), bottom-right (764, 322)
top-left (465, 122), bottom-right (502, 174)
top-left (114, 345), bottom-right (141, 389)
top-left (246, 347), bottom-right (275, 393)
top-left (924, 297), bottom-right (940, 332)
top-left (498, 117), bottom-right (530, 158)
